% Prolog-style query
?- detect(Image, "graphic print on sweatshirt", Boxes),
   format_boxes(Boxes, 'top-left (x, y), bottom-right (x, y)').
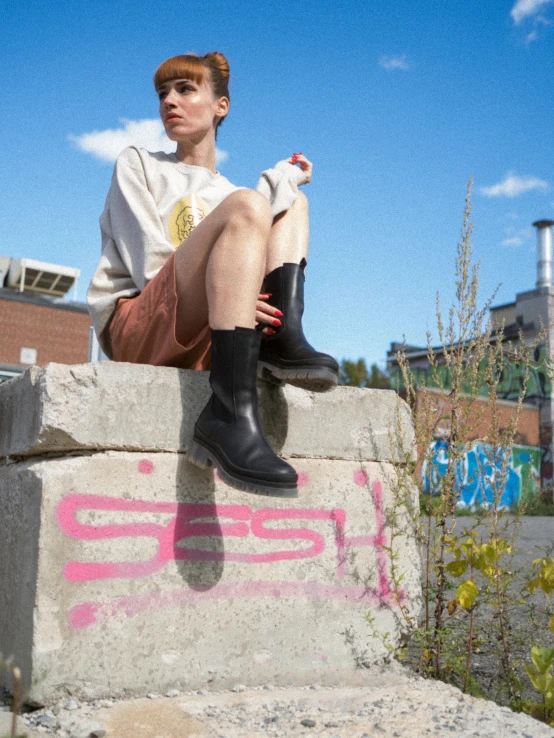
top-left (169, 194), bottom-right (210, 246)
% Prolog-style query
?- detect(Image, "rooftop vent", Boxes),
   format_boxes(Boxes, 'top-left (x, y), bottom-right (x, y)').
top-left (6, 258), bottom-right (80, 299)
top-left (534, 220), bottom-right (554, 290)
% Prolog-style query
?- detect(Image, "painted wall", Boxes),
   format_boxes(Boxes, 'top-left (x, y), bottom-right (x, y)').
top-left (422, 440), bottom-right (541, 508)
top-left (390, 345), bottom-right (552, 402)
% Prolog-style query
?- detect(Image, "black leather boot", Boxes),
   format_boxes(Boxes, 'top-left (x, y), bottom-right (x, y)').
top-left (258, 261), bottom-right (339, 392)
top-left (188, 327), bottom-right (299, 497)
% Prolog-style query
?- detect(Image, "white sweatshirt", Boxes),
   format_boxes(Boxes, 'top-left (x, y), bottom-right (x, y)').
top-left (87, 146), bottom-right (305, 357)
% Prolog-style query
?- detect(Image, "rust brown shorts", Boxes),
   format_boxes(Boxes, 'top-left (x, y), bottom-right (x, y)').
top-left (108, 252), bottom-right (211, 371)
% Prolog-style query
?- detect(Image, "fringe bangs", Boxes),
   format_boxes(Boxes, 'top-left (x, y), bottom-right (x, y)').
top-left (154, 55), bottom-right (206, 89)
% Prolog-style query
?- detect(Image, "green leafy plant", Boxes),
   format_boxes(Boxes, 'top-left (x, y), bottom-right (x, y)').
top-left (375, 180), bottom-right (554, 728)
top-left (522, 646), bottom-right (554, 726)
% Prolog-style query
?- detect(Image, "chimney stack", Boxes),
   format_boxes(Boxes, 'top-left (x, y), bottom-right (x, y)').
top-left (534, 220), bottom-right (554, 289)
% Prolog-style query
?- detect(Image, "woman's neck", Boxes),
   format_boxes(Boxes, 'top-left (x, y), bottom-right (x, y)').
top-left (175, 136), bottom-right (217, 173)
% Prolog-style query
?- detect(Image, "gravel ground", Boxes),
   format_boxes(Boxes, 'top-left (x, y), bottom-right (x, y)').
top-left (1, 661), bottom-right (553, 738)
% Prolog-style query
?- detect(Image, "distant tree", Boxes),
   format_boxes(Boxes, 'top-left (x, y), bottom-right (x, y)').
top-left (339, 359), bottom-right (390, 388)
top-left (339, 358), bottom-right (369, 387)
top-left (367, 362), bottom-right (391, 389)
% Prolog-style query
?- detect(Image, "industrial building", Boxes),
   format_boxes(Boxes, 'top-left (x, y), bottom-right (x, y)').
top-left (0, 255), bottom-right (91, 383)
top-left (388, 219), bottom-right (554, 501)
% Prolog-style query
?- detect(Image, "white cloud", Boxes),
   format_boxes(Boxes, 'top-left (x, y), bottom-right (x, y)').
top-left (378, 54), bottom-right (410, 71)
top-left (480, 172), bottom-right (549, 198)
top-left (501, 236), bottom-right (525, 247)
top-left (501, 226), bottom-right (532, 247)
top-left (215, 149), bottom-right (229, 165)
top-left (511, 0), bottom-right (554, 24)
top-left (69, 118), bottom-right (228, 166)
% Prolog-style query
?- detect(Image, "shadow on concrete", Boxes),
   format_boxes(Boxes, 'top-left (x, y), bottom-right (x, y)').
top-left (257, 380), bottom-right (289, 454)
top-left (172, 370), bottom-right (290, 591)
top-left (174, 370), bottom-right (222, 591)
top-left (0, 463), bottom-right (41, 703)
top-left (173, 455), bottom-right (223, 590)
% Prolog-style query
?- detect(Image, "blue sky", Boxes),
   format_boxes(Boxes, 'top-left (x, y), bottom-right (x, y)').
top-left (1, 0), bottom-right (553, 368)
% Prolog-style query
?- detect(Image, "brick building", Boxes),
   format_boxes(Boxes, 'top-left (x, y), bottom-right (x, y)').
top-left (0, 256), bottom-right (91, 383)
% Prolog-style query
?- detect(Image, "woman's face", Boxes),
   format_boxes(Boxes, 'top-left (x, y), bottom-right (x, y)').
top-left (157, 76), bottom-right (228, 142)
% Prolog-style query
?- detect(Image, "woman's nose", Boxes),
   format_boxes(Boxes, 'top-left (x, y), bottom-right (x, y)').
top-left (164, 89), bottom-right (178, 106)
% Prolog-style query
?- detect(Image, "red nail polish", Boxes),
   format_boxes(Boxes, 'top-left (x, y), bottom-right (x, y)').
top-left (272, 319), bottom-right (281, 326)
top-left (275, 310), bottom-right (284, 317)
top-left (267, 328), bottom-right (276, 335)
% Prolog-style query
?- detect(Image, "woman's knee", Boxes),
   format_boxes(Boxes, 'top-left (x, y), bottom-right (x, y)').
top-left (294, 190), bottom-right (309, 211)
top-left (224, 189), bottom-right (273, 231)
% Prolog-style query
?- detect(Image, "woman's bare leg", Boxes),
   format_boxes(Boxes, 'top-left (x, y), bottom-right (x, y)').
top-left (173, 189), bottom-right (272, 345)
top-left (265, 191), bottom-right (309, 273)
top-left (182, 188), bottom-right (298, 497)
top-left (257, 190), bottom-right (339, 392)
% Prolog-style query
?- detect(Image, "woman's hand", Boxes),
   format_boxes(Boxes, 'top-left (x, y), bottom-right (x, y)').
top-left (289, 152), bottom-right (312, 184)
top-left (256, 293), bottom-right (283, 335)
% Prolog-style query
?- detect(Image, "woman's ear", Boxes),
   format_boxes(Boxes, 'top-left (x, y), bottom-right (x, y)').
top-left (215, 96), bottom-right (229, 120)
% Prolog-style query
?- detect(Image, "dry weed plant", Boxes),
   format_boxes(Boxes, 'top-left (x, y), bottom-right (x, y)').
top-left (0, 653), bottom-right (24, 738)
top-left (372, 180), bottom-right (554, 725)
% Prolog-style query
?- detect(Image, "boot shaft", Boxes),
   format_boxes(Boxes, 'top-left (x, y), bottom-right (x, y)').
top-left (210, 327), bottom-right (262, 422)
top-left (263, 262), bottom-right (306, 333)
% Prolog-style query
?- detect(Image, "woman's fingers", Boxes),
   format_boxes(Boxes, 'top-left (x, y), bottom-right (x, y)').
top-left (289, 152), bottom-right (312, 184)
top-left (256, 297), bottom-right (283, 321)
top-left (256, 308), bottom-right (282, 326)
top-left (256, 295), bottom-right (282, 334)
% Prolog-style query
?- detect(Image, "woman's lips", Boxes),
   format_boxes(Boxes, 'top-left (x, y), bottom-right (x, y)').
top-left (165, 115), bottom-right (180, 123)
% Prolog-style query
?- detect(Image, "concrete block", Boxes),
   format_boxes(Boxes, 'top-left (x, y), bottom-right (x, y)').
top-left (0, 363), bottom-right (415, 463)
top-left (0, 452), bottom-right (421, 703)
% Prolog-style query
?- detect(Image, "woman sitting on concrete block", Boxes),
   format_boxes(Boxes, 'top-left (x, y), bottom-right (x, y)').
top-left (87, 51), bottom-right (338, 498)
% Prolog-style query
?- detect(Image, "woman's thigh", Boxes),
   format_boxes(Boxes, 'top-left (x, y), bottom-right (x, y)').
top-left (173, 192), bottom-right (236, 344)
top-left (173, 189), bottom-right (269, 345)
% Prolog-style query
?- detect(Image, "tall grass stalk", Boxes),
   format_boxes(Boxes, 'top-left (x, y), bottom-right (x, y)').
top-left (382, 180), bottom-right (554, 718)
top-left (0, 653), bottom-right (23, 738)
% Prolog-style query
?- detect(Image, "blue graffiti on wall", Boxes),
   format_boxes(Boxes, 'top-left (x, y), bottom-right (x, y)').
top-left (422, 440), bottom-right (541, 508)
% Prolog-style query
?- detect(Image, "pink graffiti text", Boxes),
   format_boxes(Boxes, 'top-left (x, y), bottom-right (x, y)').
top-left (57, 475), bottom-right (404, 629)
top-left (57, 495), bottom-right (387, 582)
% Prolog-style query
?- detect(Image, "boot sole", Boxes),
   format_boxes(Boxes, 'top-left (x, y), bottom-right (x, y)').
top-left (257, 365), bottom-right (285, 387)
top-left (257, 361), bottom-right (338, 393)
top-left (188, 439), bottom-right (299, 498)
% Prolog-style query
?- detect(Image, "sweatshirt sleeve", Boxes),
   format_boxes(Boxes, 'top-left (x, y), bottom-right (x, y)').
top-left (255, 160), bottom-right (307, 218)
top-left (104, 147), bottom-right (175, 292)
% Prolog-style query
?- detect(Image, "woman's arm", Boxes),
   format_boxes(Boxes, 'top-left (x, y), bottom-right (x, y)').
top-left (106, 147), bottom-right (175, 291)
top-left (254, 154), bottom-right (312, 332)
top-left (255, 154), bottom-right (312, 218)
top-left (87, 147), bottom-right (176, 350)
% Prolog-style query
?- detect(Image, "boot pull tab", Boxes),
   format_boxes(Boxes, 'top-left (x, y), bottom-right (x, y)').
top-left (300, 257), bottom-right (307, 274)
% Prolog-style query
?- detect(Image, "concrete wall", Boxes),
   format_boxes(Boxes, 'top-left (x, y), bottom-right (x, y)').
top-left (0, 363), bottom-right (421, 703)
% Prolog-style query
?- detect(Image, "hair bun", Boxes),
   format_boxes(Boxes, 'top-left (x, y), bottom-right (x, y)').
top-left (204, 51), bottom-right (230, 81)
